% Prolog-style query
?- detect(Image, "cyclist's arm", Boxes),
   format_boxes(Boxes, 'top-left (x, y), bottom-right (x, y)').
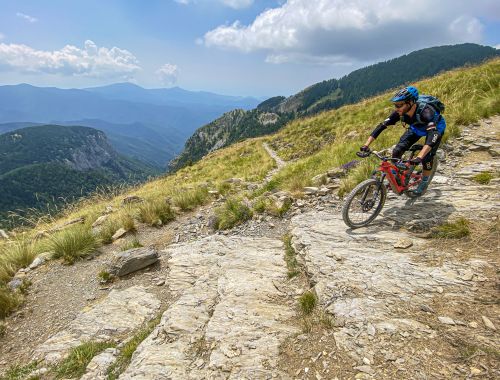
top-left (363, 111), bottom-right (399, 147)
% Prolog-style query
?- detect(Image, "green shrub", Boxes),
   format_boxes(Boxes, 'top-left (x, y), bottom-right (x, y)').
top-left (50, 226), bottom-right (99, 264)
top-left (215, 199), bottom-right (253, 230)
top-left (472, 171), bottom-right (494, 185)
top-left (138, 200), bottom-right (175, 227)
top-left (172, 187), bottom-right (209, 211)
top-left (432, 217), bottom-right (471, 239)
top-left (252, 198), bottom-right (268, 214)
top-left (299, 291), bottom-right (317, 315)
top-left (53, 341), bottom-right (115, 379)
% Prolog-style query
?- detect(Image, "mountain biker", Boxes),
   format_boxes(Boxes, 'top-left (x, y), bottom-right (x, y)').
top-left (360, 86), bottom-right (446, 195)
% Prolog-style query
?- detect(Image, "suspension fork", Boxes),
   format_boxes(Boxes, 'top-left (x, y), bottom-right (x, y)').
top-left (360, 174), bottom-right (385, 204)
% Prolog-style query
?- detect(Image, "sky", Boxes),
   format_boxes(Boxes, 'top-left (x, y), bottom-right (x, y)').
top-left (0, 0), bottom-right (499, 97)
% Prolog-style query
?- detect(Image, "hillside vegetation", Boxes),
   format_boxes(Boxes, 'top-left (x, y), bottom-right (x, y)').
top-left (0, 58), bottom-right (498, 320)
top-left (170, 43), bottom-right (499, 170)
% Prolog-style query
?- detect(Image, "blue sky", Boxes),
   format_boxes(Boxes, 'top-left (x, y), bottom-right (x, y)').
top-left (0, 0), bottom-right (498, 97)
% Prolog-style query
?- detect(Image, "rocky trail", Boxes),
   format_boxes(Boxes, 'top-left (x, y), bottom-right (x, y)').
top-left (1, 117), bottom-right (499, 379)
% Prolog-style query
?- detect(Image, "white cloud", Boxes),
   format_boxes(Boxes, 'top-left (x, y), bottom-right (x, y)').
top-left (156, 63), bottom-right (178, 86)
top-left (495, 44), bottom-right (500, 49)
top-left (0, 33), bottom-right (4, 41)
top-left (16, 12), bottom-right (38, 23)
top-left (221, 0), bottom-right (254, 9)
top-left (203, 0), bottom-right (497, 64)
top-left (0, 40), bottom-right (141, 78)
top-left (174, 0), bottom-right (253, 8)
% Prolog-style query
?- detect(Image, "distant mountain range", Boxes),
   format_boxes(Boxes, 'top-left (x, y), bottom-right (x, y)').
top-left (0, 125), bottom-right (158, 228)
top-left (170, 43), bottom-right (499, 170)
top-left (0, 84), bottom-right (261, 168)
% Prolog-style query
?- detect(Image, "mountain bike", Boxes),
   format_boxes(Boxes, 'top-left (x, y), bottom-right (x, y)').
top-left (341, 144), bottom-right (438, 228)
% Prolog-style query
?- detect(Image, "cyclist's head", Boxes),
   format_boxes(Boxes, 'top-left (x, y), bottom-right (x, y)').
top-left (391, 86), bottom-right (418, 114)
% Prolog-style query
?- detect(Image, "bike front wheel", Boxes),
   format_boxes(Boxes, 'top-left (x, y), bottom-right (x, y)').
top-left (342, 178), bottom-right (387, 228)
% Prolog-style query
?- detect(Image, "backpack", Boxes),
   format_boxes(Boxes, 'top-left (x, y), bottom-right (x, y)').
top-left (417, 95), bottom-right (445, 114)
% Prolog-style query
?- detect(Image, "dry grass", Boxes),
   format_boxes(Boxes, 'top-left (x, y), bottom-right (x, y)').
top-left (50, 225), bottom-right (100, 264)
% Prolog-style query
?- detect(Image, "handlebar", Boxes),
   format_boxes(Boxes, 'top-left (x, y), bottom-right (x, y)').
top-left (356, 149), bottom-right (415, 168)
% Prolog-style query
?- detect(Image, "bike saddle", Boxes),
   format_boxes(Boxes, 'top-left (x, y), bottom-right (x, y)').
top-left (409, 144), bottom-right (424, 152)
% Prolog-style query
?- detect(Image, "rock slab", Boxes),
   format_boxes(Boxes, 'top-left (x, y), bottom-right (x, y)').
top-left (109, 248), bottom-right (159, 277)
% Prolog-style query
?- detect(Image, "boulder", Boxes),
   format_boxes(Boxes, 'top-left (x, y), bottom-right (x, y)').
top-left (111, 228), bottom-right (127, 241)
top-left (109, 248), bottom-right (159, 277)
top-left (92, 215), bottom-right (109, 228)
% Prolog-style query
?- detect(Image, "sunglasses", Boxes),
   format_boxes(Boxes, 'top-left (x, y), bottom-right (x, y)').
top-left (394, 102), bottom-right (406, 109)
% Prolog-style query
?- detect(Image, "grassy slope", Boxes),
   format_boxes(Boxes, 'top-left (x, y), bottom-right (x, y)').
top-left (265, 59), bottom-right (499, 194)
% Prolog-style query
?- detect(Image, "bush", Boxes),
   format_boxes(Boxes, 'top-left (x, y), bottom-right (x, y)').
top-left (432, 217), bottom-right (471, 239)
top-left (472, 171), bottom-right (494, 185)
top-left (138, 200), bottom-right (175, 227)
top-left (50, 225), bottom-right (100, 264)
top-left (215, 199), bottom-right (253, 230)
top-left (299, 291), bottom-right (317, 315)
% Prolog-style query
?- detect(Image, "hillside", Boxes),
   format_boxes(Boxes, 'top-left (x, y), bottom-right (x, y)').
top-left (170, 43), bottom-right (499, 171)
top-left (0, 58), bottom-right (498, 380)
top-left (0, 125), bottom-right (158, 229)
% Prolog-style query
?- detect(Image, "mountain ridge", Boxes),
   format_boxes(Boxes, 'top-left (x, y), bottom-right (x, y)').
top-left (170, 43), bottom-right (499, 171)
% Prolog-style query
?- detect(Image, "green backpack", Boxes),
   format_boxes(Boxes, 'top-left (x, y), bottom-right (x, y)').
top-left (417, 95), bottom-right (445, 114)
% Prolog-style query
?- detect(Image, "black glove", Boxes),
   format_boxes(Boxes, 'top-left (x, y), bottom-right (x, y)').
top-left (360, 145), bottom-right (369, 152)
top-left (409, 157), bottom-right (422, 166)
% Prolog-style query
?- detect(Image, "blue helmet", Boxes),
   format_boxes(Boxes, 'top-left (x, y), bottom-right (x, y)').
top-left (391, 86), bottom-right (419, 102)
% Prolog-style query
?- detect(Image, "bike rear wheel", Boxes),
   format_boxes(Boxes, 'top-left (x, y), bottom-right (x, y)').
top-left (342, 178), bottom-right (387, 228)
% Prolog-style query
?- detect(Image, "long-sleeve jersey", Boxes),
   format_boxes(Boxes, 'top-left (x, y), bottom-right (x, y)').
top-left (370, 105), bottom-right (445, 139)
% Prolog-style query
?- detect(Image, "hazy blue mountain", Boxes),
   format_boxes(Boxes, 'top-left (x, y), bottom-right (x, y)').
top-left (84, 83), bottom-right (260, 108)
top-left (0, 84), bottom-right (260, 168)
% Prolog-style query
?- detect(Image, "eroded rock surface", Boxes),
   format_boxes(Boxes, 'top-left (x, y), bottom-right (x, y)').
top-left (120, 236), bottom-right (298, 379)
top-left (35, 286), bottom-right (160, 363)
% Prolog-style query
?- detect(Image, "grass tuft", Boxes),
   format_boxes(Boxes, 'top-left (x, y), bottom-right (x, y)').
top-left (138, 199), bottom-right (175, 227)
top-left (299, 291), bottom-right (317, 315)
top-left (214, 199), bottom-right (253, 230)
top-left (50, 225), bottom-right (100, 264)
top-left (0, 361), bottom-right (39, 380)
top-left (107, 315), bottom-right (162, 379)
top-left (432, 217), bottom-right (471, 239)
top-left (0, 286), bottom-right (21, 319)
top-left (283, 234), bottom-right (299, 278)
top-left (120, 238), bottom-right (143, 251)
top-left (53, 341), bottom-right (115, 379)
top-left (172, 187), bottom-right (209, 211)
top-left (472, 171), bottom-right (494, 185)
top-left (97, 219), bottom-right (120, 245)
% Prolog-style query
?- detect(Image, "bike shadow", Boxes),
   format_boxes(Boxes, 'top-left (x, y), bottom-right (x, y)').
top-left (381, 188), bottom-right (457, 229)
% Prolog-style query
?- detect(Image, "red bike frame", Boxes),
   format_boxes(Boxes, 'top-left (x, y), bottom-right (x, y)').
top-left (378, 161), bottom-right (422, 195)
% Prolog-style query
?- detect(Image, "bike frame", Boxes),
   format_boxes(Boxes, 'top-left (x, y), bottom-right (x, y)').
top-left (376, 161), bottom-right (422, 195)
